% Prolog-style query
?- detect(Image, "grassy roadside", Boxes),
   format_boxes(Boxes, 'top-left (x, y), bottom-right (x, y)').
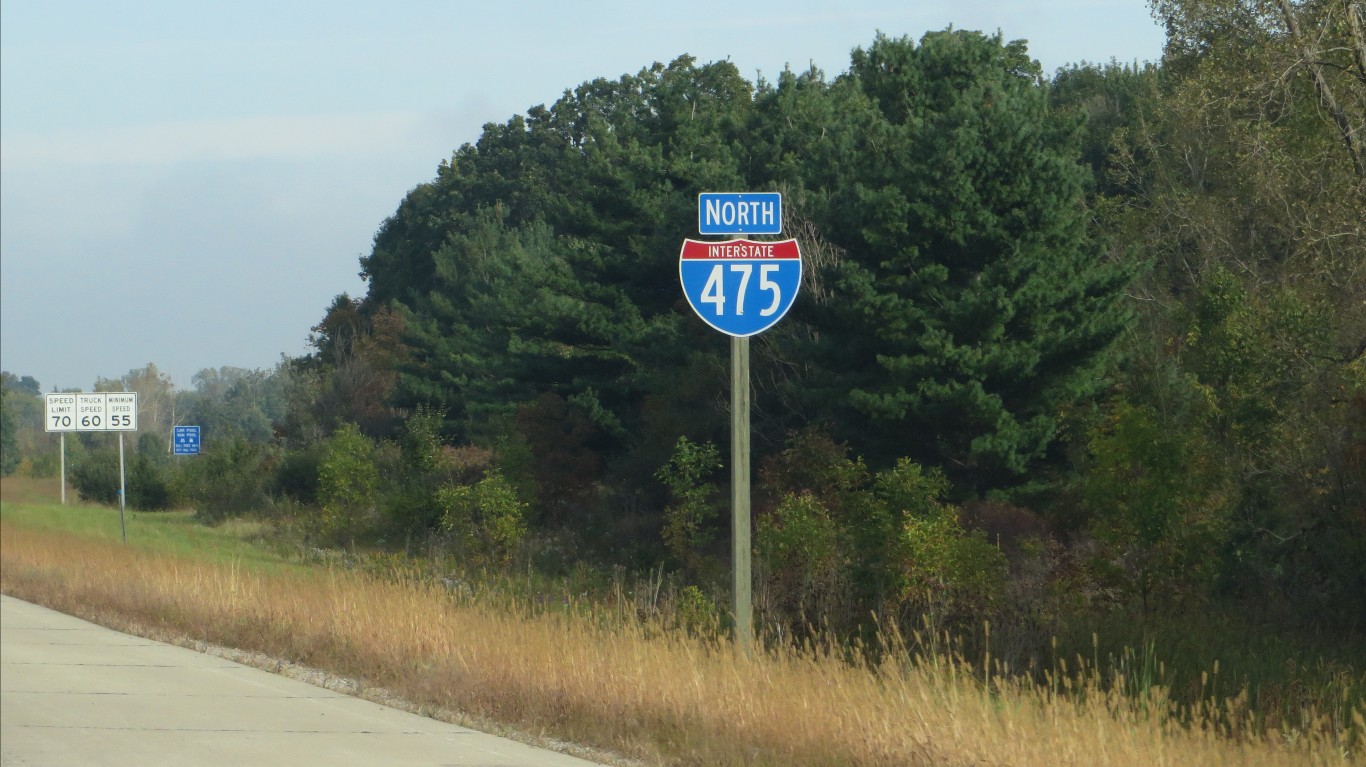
top-left (1, 481), bottom-right (1359, 766)
top-left (0, 480), bottom-right (298, 573)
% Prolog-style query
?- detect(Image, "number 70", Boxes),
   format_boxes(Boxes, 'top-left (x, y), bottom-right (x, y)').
top-left (700, 263), bottom-right (781, 317)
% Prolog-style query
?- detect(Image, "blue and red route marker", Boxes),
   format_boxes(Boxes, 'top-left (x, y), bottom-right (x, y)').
top-left (678, 238), bottom-right (802, 338)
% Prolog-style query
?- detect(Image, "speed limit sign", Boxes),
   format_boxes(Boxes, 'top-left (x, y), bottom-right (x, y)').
top-left (44, 393), bottom-right (77, 431)
top-left (46, 392), bottom-right (138, 432)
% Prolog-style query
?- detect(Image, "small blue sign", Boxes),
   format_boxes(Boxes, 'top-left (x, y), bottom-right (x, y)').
top-left (173, 425), bottom-right (201, 456)
top-left (698, 192), bottom-right (782, 235)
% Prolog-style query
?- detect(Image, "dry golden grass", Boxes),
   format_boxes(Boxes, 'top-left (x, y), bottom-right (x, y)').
top-left (0, 475), bottom-right (61, 505)
top-left (1, 517), bottom-right (1358, 767)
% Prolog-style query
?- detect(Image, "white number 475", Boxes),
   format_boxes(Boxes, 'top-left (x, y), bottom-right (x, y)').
top-left (699, 263), bottom-right (781, 317)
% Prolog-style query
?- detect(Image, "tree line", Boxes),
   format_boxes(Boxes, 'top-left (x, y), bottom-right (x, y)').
top-left (4, 7), bottom-right (1363, 648)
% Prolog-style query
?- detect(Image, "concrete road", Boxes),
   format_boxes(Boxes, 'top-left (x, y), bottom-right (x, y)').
top-left (0, 595), bottom-right (608, 767)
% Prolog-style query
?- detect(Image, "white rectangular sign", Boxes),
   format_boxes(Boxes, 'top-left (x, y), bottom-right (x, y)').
top-left (76, 393), bottom-right (108, 431)
top-left (105, 392), bottom-right (137, 430)
top-left (46, 392), bottom-right (138, 432)
top-left (44, 393), bottom-right (78, 432)
top-left (698, 192), bottom-right (782, 235)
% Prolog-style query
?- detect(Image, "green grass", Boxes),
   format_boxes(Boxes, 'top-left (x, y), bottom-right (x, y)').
top-left (0, 477), bottom-right (299, 574)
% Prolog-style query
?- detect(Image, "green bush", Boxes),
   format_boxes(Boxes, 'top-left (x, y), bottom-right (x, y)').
top-left (758, 491), bottom-right (850, 626)
top-left (1083, 394), bottom-right (1228, 620)
top-left (656, 437), bottom-right (722, 570)
top-left (272, 447), bottom-right (321, 505)
top-left (877, 459), bottom-right (1008, 623)
top-left (382, 407), bottom-right (458, 539)
top-left (757, 432), bottom-right (1007, 637)
top-left (127, 453), bottom-right (174, 510)
top-left (178, 438), bottom-right (274, 523)
top-left (0, 388), bottom-right (19, 477)
top-left (21, 451), bottom-right (60, 478)
top-left (317, 423), bottom-right (379, 545)
top-left (438, 470), bottom-right (527, 563)
top-left (69, 446), bottom-right (120, 505)
top-left (67, 438), bottom-right (176, 510)
top-left (672, 584), bottom-right (720, 637)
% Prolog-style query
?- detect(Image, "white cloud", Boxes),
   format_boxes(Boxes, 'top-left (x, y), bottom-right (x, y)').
top-left (0, 112), bottom-right (442, 169)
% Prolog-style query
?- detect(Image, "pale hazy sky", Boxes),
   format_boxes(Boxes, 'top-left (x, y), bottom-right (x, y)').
top-left (1, 1), bottom-right (1166, 392)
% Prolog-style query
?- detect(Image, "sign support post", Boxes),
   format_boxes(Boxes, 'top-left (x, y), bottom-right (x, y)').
top-left (682, 192), bottom-right (798, 654)
top-left (731, 336), bottom-right (752, 653)
top-left (59, 433), bottom-right (67, 505)
top-left (118, 433), bottom-right (127, 545)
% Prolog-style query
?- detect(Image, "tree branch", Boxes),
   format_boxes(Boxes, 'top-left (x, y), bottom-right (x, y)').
top-left (1345, 0), bottom-right (1366, 89)
top-left (1277, 0), bottom-right (1364, 179)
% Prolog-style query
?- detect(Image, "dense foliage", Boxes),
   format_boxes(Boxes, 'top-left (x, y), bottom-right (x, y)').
top-left (5, 9), bottom-right (1363, 661)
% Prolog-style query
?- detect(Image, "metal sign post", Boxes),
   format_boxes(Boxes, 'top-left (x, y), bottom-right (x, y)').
top-left (45, 393), bottom-right (75, 504)
top-left (118, 433), bottom-right (127, 544)
top-left (731, 336), bottom-right (752, 651)
top-left (681, 192), bottom-right (798, 653)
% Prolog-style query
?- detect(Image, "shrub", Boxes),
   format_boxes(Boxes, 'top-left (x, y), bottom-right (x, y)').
top-left (67, 436), bottom-right (176, 511)
top-left (317, 423), bottom-right (379, 545)
top-left (878, 459), bottom-right (1008, 625)
top-left (758, 491), bottom-right (850, 628)
top-left (382, 408), bottom-right (491, 541)
top-left (127, 453), bottom-right (173, 510)
top-left (69, 446), bottom-right (120, 505)
top-left (178, 438), bottom-right (274, 523)
top-left (272, 447), bottom-right (321, 505)
top-left (672, 584), bottom-right (720, 637)
top-left (21, 451), bottom-right (61, 478)
top-left (1084, 395), bottom-right (1228, 620)
top-left (438, 470), bottom-right (527, 563)
top-left (757, 432), bottom-right (1008, 637)
top-left (656, 437), bottom-right (722, 570)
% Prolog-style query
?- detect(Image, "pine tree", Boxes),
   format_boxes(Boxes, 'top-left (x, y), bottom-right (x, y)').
top-left (800, 31), bottom-right (1136, 493)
